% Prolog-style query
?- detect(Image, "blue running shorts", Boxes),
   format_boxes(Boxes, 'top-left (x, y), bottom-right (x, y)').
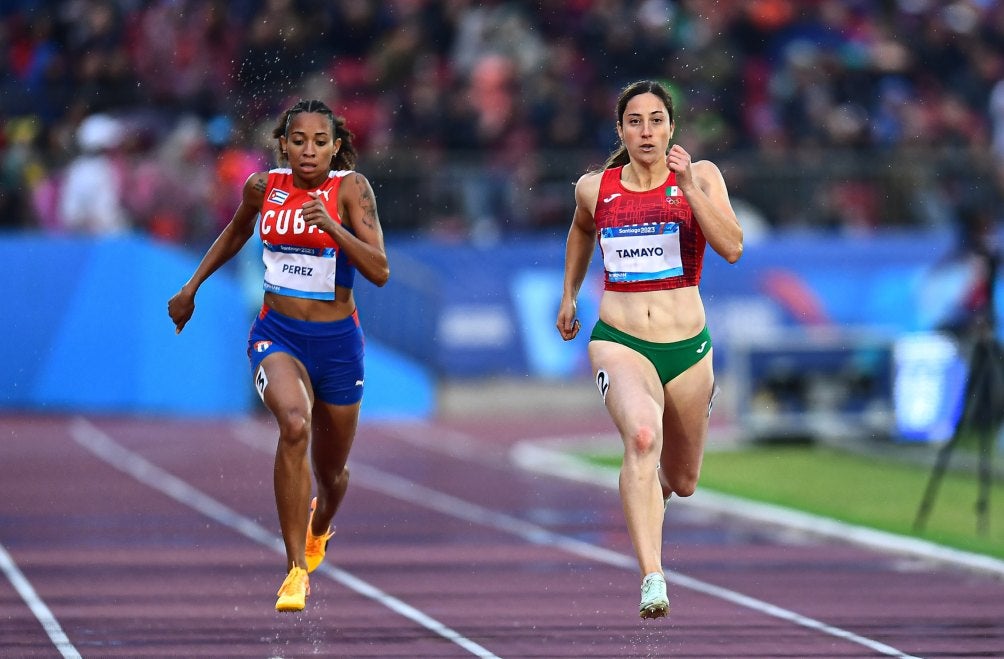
top-left (247, 305), bottom-right (365, 405)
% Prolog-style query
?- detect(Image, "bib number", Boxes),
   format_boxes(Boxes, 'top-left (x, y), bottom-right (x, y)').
top-left (601, 222), bottom-right (683, 283)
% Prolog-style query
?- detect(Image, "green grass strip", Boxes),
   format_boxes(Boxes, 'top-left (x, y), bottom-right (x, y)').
top-left (583, 444), bottom-right (1004, 560)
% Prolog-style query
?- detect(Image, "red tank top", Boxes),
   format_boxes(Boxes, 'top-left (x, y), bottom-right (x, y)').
top-left (594, 166), bottom-right (706, 292)
top-left (259, 168), bottom-right (355, 300)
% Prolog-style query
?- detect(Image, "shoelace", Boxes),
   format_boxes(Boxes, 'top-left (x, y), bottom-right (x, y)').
top-left (641, 574), bottom-right (665, 599)
top-left (278, 568), bottom-right (307, 596)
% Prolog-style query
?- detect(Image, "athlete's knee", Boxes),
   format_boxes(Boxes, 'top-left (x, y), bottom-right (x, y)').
top-left (665, 468), bottom-right (700, 498)
top-left (275, 408), bottom-right (311, 446)
top-left (624, 424), bottom-right (660, 458)
top-left (671, 479), bottom-right (698, 498)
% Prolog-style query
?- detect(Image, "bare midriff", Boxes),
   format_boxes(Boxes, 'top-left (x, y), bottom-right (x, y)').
top-left (598, 286), bottom-right (706, 343)
top-left (264, 286), bottom-right (356, 322)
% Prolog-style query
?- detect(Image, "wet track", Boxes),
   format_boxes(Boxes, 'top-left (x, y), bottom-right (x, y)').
top-left (2, 412), bottom-right (1002, 657)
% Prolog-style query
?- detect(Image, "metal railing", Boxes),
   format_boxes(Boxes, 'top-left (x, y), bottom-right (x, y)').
top-left (363, 147), bottom-right (1000, 234)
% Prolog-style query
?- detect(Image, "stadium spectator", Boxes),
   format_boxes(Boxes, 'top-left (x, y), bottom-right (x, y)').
top-left (1, 116), bottom-right (46, 231)
top-left (0, 0), bottom-right (1002, 236)
top-left (57, 112), bottom-right (131, 235)
top-left (448, 52), bottom-right (536, 241)
top-left (129, 0), bottom-right (241, 114)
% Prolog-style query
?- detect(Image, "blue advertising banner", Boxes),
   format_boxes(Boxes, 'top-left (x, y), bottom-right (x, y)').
top-left (361, 230), bottom-right (1003, 376)
top-left (1, 235), bottom-right (433, 418)
top-left (354, 230), bottom-right (1002, 441)
top-left (5, 229), bottom-right (1000, 433)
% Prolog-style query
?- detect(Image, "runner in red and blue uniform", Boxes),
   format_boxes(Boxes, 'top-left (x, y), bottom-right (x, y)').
top-left (168, 99), bottom-right (389, 612)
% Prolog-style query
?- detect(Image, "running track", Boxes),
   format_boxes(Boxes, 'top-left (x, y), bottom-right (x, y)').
top-left (2, 411), bottom-right (1002, 658)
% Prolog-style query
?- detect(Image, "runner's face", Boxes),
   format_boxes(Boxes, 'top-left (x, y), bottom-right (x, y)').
top-left (281, 112), bottom-right (340, 184)
top-left (617, 92), bottom-right (674, 165)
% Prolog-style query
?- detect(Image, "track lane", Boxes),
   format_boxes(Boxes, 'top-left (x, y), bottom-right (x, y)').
top-left (2, 413), bottom-right (1002, 657)
top-left (236, 417), bottom-right (932, 657)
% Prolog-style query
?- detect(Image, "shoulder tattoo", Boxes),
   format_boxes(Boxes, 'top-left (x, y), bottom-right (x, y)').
top-left (353, 173), bottom-right (378, 230)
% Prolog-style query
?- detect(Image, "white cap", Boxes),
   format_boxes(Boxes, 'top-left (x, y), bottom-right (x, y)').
top-left (77, 114), bottom-right (123, 151)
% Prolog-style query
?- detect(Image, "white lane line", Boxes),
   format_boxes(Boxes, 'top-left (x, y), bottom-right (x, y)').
top-left (347, 463), bottom-right (920, 659)
top-left (0, 542), bottom-right (82, 659)
top-left (347, 421), bottom-right (922, 659)
top-left (513, 437), bottom-right (1004, 579)
top-left (70, 417), bottom-right (499, 659)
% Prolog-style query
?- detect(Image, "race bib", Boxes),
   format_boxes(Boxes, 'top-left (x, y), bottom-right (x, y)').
top-left (601, 222), bottom-right (683, 283)
top-left (262, 241), bottom-right (338, 300)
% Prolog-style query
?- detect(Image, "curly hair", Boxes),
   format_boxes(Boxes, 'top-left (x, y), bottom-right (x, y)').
top-left (271, 99), bottom-right (357, 171)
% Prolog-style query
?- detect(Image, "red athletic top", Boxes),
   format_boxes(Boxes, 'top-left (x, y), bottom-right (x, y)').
top-left (593, 166), bottom-right (706, 292)
top-left (259, 168), bottom-right (355, 299)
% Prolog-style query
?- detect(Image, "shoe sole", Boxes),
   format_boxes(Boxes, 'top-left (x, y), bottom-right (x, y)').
top-left (640, 602), bottom-right (669, 619)
top-left (275, 599), bottom-right (305, 612)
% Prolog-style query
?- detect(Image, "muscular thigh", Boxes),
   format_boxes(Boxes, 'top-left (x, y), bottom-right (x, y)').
top-left (588, 340), bottom-right (664, 442)
top-left (255, 351), bottom-right (313, 417)
top-left (660, 349), bottom-right (715, 470)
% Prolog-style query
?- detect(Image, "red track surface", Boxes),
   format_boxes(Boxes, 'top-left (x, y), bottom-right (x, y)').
top-left (2, 412), bottom-right (1002, 658)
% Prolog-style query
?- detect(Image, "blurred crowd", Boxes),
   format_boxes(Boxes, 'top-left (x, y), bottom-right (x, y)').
top-left (2, 0), bottom-right (1004, 244)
